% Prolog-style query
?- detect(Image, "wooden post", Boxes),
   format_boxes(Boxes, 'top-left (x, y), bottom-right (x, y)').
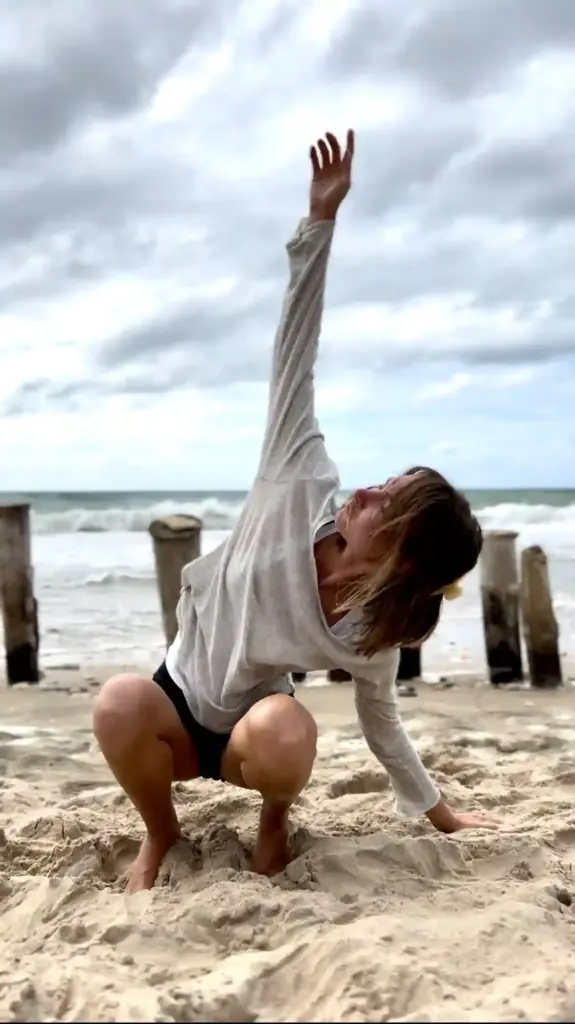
top-left (0, 504), bottom-right (39, 684)
top-left (480, 530), bottom-right (523, 685)
top-left (149, 515), bottom-right (201, 648)
top-left (397, 646), bottom-right (421, 681)
top-left (520, 545), bottom-right (562, 689)
top-left (293, 669), bottom-right (352, 684)
top-left (328, 668), bottom-right (352, 682)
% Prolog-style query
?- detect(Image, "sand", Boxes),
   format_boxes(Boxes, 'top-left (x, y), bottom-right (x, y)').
top-left (0, 673), bottom-right (575, 1022)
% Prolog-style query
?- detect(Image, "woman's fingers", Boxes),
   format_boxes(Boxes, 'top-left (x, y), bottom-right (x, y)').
top-left (345, 128), bottom-right (355, 161)
top-left (309, 145), bottom-right (320, 177)
top-left (325, 132), bottom-right (341, 164)
top-left (313, 131), bottom-right (354, 173)
top-left (317, 137), bottom-right (330, 171)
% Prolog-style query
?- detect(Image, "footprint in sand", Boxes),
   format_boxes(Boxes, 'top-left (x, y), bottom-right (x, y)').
top-left (326, 769), bottom-right (390, 799)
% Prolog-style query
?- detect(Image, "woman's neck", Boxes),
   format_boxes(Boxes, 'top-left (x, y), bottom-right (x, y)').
top-left (314, 532), bottom-right (348, 626)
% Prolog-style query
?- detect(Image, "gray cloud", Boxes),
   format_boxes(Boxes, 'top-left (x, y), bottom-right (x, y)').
top-left (333, 231), bottom-right (572, 311)
top-left (0, 147), bottom-right (185, 251)
top-left (3, 0), bottom-right (575, 418)
top-left (2, 368), bottom-right (191, 415)
top-left (6, 296), bottom-right (575, 419)
top-left (396, 0), bottom-right (575, 98)
top-left (331, 0), bottom-right (575, 98)
top-left (348, 113), bottom-right (478, 218)
top-left (439, 128), bottom-right (575, 224)
top-left (0, 0), bottom-right (229, 161)
top-left (97, 282), bottom-right (278, 375)
top-left (325, 4), bottom-right (405, 81)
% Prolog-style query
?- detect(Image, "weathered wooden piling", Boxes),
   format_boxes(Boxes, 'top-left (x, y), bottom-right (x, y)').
top-left (328, 668), bottom-right (352, 682)
top-left (480, 530), bottom-right (523, 685)
top-left (520, 545), bottom-right (562, 689)
top-left (0, 504), bottom-right (39, 684)
top-left (397, 646), bottom-right (421, 682)
top-left (149, 514), bottom-right (202, 648)
top-left (292, 649), bottom-right (422, 686)
top-left (292, 669), bottom-right (352, 684)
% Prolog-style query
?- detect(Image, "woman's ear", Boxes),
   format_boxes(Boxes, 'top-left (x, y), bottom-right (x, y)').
top-left (394, 554), bottom-right (415, 579)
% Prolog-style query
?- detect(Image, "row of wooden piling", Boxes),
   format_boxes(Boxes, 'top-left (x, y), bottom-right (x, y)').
top-left (0, 504), bottom-right (565, 689)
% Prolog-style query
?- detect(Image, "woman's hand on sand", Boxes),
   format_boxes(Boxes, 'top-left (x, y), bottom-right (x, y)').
top-left (426, 797), bottom-right (502, 833)
top-left (445, 810), bottom-right (502, 833)
top-left (309, 130), bottom-right (354, 222)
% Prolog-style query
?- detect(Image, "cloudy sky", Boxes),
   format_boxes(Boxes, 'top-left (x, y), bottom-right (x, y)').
top-left (2, 0), bottom-right (575, 492)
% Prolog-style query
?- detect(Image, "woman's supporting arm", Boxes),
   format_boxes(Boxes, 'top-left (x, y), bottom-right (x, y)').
top-left (354, 672), bottom-right (502, 832)
top-left (353, 673), bottom-right (441, 818)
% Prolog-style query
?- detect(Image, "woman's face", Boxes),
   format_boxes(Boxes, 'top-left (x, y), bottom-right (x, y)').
top-left (335, 473), bottom-right (418, 575)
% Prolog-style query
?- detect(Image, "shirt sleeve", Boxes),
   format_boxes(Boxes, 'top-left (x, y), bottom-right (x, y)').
top-left (353, 673), bottom-right (441, 818)
top-left (257, 217), bottom-right (336, 481)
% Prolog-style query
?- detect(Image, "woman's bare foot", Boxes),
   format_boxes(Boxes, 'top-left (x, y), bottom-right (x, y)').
top-left (126, 833), bottom-right (177, 893)
top-left (252, 802), bottom-right (290, 876)
top-left (252, 825), bottom-right (290, 875)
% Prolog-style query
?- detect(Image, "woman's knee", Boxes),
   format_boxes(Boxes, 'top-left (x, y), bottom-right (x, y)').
top-left (225, 695), bottom-right (318, 797)
top-left (94, 673), bottom-right (198, 780)
top-left (93, 673), bottom-right (153, 755)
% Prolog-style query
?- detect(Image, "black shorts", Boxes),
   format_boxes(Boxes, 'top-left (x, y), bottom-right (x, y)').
top-left (152, 661), bottom-right (230, 781)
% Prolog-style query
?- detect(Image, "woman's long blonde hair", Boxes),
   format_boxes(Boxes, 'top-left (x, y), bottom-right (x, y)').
top-left (337, 467), bottom-right (483, 658)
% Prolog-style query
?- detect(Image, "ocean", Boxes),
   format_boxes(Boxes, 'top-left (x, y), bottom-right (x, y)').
top-left (2, 489), bottom-right (575, 679)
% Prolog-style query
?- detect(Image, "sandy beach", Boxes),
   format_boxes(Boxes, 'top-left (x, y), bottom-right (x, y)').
top-left (0, 672), bottom-right (573, 1022)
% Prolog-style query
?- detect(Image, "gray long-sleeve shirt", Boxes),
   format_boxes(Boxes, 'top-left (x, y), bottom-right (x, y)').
top-left (166, 217), bottom-right (440, 817)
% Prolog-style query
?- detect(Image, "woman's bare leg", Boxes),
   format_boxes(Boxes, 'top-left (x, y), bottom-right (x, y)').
top-left (94, 681), bottom-right (317, 888)
top-left (93, 673), bottom-right (198, 892)
top-left (222, 694), bottom-right (318, 874)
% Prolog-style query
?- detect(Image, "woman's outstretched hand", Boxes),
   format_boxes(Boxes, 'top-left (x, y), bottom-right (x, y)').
top-left (309, 129), bottom-right (355, 223)
top-left (426, 797), bottom-right (502, 834)
top-left (442, 810), bottom-right (502, 833)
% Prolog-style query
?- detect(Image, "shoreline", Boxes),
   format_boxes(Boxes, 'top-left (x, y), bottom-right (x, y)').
top-left (2, 657), bottom-right (574, 696)
top-left (3, 664), bottom-right (575, 725)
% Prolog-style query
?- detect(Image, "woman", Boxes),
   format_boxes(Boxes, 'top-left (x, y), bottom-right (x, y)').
top-left (94, 129), bottom-right (499, 893)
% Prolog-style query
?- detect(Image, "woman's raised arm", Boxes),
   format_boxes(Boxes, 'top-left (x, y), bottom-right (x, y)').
top-left (257, 130), bottom-right (354, 482)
